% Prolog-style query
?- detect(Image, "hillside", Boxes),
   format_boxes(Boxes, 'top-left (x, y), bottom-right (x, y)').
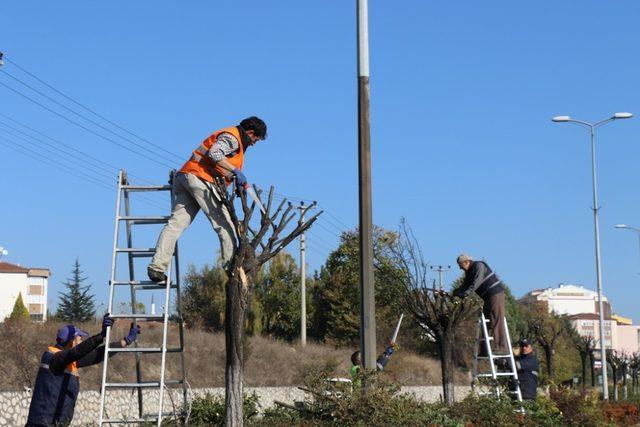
top-left (0, 320), bottom-right (468, 391)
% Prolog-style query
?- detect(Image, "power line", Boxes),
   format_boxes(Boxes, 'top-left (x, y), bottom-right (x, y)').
top-left (4, 56), bottom-right (183, 161)
top-left (0, 79), bottom-right (175, 169)
top-left (0, 68), bottom-right (181, 164)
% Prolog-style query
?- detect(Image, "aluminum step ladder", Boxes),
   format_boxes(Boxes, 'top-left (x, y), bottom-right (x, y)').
top-left (98, 170), bottom-right (187, 425)
top-left (471, 313), bottom-right (523, 404)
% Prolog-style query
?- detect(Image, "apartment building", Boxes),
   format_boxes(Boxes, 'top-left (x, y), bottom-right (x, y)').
top-left (0, 261), bottom-right (50, 321)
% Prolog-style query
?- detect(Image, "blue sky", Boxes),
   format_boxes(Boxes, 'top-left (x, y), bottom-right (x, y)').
top-left (1, 1), bottom-right (640, 322)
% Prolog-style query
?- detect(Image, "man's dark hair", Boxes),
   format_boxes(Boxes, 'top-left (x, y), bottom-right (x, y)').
top-left (351, 351), bottom-right (360, 365)
top-left (239, 116), bottom-right (267, 139)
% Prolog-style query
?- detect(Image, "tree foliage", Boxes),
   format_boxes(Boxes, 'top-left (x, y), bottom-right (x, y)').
top-left (9, 292), bottom-right (29, 321)
top-left (56, 259), bottom-right (95, 322)
top-left (311, 226), bottom-right (406, 345)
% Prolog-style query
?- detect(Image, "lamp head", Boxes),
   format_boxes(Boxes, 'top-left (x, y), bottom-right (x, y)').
top-left (552, 116), bottom-right (571, 122)
top-left (613, 112), bottom-right (633, 120)
top-left (615, 224), bottom-right (627, 229)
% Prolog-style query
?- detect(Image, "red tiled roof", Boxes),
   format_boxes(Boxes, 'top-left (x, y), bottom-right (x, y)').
top-left (567, 312), bottom-right (613, 321)
top-left (0, 262), bottom-right (30, 274)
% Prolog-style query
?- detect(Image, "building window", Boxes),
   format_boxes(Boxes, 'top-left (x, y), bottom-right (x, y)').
top-left (29, 285), bottom-right (43, 295)
top-left (30, 314), bottom-right (43, 321)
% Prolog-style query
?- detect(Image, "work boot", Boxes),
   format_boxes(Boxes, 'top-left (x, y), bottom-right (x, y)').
top-left (147, 266), bottom-right (167, 283)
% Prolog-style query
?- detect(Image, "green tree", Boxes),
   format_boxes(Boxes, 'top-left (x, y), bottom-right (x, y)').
top-left (9, 292), bottom-right (30, 321)
top-left (255, 252), bottom-right (307, 341)
top-left (311, 226), bottom-right (406, 345)
top-left (56, 259), bottom-right (95, 322)
top-left (181, 262), bottom-right (263, 334)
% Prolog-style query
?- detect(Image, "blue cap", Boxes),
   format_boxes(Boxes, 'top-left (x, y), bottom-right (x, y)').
top-left (56, 325), bottom-right (89, 345)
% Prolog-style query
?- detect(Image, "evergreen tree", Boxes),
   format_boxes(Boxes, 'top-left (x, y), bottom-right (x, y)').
top-left (56, 259), bottom-right (96, 322)
top-left (9, 292), bottom-right (30, 321)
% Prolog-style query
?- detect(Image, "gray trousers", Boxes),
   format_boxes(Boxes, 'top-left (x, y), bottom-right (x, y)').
top-left (149, 173), bottom-right (236, 273)
top-left (483, 291), bottom-right (507, 352)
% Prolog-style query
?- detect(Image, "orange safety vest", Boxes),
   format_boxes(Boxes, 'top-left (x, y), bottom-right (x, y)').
top-left (47, 345), bottom-right (79, 376)
top-left (178, 126), bottom-right (245, 184)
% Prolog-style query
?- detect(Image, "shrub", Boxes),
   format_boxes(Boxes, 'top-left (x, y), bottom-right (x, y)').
top-left (601, 401), bottom-right (640, 426)
top-left (186, 392), bottom-right (260, 426)
top-left (549, 386), bottom-right (604, 426)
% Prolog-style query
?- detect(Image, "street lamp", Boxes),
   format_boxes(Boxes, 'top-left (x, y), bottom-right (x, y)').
top-left (552, 112), bottom-right (633, 400)
top-left (0, 246), bottom-right (8, 261)
top-left (614, 224), bottom-right (640, 274)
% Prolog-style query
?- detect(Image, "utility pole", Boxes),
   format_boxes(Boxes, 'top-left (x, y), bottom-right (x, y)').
top-left (298, 201), bottom-right (315, 347)
top-left (430, 265), bottom-right (451, 291)
top-left (357, 0), bottom-right (376, 370)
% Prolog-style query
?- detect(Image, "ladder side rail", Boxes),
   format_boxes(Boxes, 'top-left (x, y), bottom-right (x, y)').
top-left (156, 264), bottom-right (174, 425)
top-left (471, 317), bottom-right (481, 389)
top-left (169, 170), bottom-right (189, 405)
top-left (480, 313), bottom-right (498, 380)
top-left (503, 317), bottom-right (523, 403)
top-left (98, 169), bottom-right (126, 426)
top-left (123, 187), bottom-right (145, 418)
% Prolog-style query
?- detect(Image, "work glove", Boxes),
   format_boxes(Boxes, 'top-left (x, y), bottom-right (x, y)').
top-left (124, 323), bottom-right (142, 345)
top-left (232, 168), bottom-right (248, 189)
top-left (101, 314), bottom-right (114, 337)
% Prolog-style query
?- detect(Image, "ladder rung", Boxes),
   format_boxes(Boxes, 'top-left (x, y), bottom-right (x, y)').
top-left (477, 355), bottom-right (511, 359)
top-left (108, 347), bottom-right (182, 353)
top-left (122, 185), bottom-right (172, 192)
top-left (476, 373), bottom-right (516, 378)
top-left (101, 415), bottom-right (175, 424)
top-left (116, 248), bottom-right (156, 253)
top-left (112, 280), bottom-right (177, 289)
top-left (109, 314), bottom-right (165, 320)
top-left (118, 216), bottom-right (170, 224)
top-left (105, 379), bottom-right (183, 388)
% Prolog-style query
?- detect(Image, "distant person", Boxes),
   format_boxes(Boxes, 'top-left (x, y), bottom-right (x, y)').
top-left (453, 254), bottom-right (507, 353)
top-left (26, 315), bottom-right (141, 427)
top-left (513, 339), bottom-right (539, 400)
top-left (350, 342), bottom-right (397, 381)
top-left (147, 117), bottom-right (268, 283)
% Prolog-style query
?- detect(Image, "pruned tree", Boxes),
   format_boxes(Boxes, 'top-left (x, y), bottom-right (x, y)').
top-left (574, 334), bottom-right (594, 389)
top-left (524, 302), bottom-right (564, 378)
top-left (212, 179), bottom-right (321, 426)
top-left (607, 349), bottom-right (627, 401)
top-left (392, 220), bottom-right (479, 405)
top-left (630, 352), bottom-right (640, 396)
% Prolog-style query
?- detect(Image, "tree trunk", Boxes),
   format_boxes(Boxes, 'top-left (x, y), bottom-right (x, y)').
top-left (589, 352), bottom-right (596, 387)
top-left (438, 332), bottom-right (455, 406)
top-left (622, 364), bottom-right (628, 400)
top-left (543, 345), bottom-right (553, 378)
top-left (580, 353), bottom-right (587, 389)
top-left (612, 366), bottom-right (618, 401)
top-left (225, 276), bottom-right (247, 427)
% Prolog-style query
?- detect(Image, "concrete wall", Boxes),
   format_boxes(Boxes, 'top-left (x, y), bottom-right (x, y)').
top-left (0, 385), bottom-right (471, 426)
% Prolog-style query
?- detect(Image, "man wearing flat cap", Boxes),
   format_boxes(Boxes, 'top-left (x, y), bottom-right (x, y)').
top-left (453, 254), bottom-right (508, 353)
top-left (26, 314), bottom-right (141, 427)
top-left (513, 339), bottom-right (539, 400)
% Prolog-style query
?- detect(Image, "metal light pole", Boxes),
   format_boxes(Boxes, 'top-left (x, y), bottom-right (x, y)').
top-left (614, 224), bottom-right (640, 275)
top-left (552, 112), bottom-right (633, 400)
top-left (357, 0), bottom-right (377, 370)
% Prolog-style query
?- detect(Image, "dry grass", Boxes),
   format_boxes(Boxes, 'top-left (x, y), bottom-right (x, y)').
top-left (0, 320), bottom-right (467, 391)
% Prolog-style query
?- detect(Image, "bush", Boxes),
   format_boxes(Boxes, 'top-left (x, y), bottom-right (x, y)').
top-left (601, 401), bottom-right (640, 426)
top-left (186, 392), bottom-right (260, 426)
top-left (548, 387), bottom-right (604, 426)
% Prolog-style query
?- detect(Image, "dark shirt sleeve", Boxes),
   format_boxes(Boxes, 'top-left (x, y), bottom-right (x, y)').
top-left (76, 340), bottom-right (124, 368)
top-left (517, 354), bottom-right (539, 373)
top-left (49, 333), bottom-right (104, 373)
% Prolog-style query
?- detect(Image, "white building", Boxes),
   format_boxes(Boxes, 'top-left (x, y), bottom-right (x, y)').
top-left (521, 283), bottom-right (639, 353)
top-left (519, 284), bottom-right (611, 317)
top-left (0, 262), bottom-right (50, 321)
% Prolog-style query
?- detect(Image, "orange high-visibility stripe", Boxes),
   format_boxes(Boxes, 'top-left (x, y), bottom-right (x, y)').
top-left (47, 346), bottom-right (79, 376)
top-left (178, 126), bottom-right (245, 184)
